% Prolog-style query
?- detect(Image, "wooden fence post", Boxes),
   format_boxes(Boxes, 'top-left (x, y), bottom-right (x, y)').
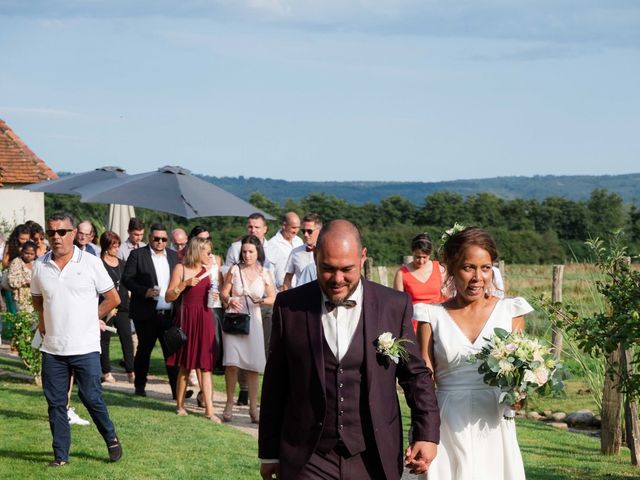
top-left (620, 256), bottom-right (640, 465)
top-left (364, 257), bottom-right (373, 281)
top-left (622, 348), bottom-right (640, 465)
top-left (376, 266), bottom-right (389, 287)
top-left (550, 265), bottom-right (564, 359)
top-left (498, 260), bottom-right (506, 289)
top-left (601, 349), bottom-right (623, 455)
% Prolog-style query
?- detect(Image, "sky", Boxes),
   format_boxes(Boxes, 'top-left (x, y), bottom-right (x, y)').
top-left (1, 1), bottom-right (639, 182)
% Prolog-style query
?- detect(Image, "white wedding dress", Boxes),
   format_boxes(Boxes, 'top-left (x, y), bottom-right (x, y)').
top-left (417, 297), bottom-right (533, 480)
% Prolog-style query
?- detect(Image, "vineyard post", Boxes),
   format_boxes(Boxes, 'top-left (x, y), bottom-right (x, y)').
top-left (364, 257), bottom-right (373, 281)
top-left (621, 256), bottom-right (640, 465)
top-left (551, 264), bottom-right (564, 359)
top-left (601, 348), bottom-right (623, 454)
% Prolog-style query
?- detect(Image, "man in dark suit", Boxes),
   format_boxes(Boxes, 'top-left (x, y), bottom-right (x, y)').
top-left (122, 223), bottom-right (184, 399)
top-left (259, 220), bottom-right (440, 480)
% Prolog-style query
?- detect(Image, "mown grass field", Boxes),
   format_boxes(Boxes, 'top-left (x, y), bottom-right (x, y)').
top-left (2, 263), bottom-right (639, 478)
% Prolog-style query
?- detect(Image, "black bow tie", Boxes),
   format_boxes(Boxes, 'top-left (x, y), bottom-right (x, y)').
top-left (325, 300), bottom-right (357, 312)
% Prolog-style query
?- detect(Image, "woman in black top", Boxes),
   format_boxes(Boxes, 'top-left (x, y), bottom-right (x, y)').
top-left (99, 231), bottom-right (134, 383)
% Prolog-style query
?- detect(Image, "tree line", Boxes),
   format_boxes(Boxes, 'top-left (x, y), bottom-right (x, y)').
top-left (45, 188), bottom-right (639, 265)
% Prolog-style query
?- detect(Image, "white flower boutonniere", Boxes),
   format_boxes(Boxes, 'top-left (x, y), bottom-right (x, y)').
top-left (376, 332), bottom-right (412, 364)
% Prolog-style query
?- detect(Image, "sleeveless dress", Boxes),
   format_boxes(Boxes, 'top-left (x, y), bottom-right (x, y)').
top-left (418, 297), bottom-right (533, 480)
top-left (400, 260), bottom-right (444, 331)
top-left (222, 265), bottom-right (270, 373)
top-left (167, 267), bottom-right (215, 371)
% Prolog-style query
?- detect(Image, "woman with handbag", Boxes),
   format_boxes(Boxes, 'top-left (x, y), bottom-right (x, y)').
top-left (165, 237), bottom-right (218, 421)
top-left (98, 231), bottom-right (135, 384)
top-left (219, 235), bottom-right (275, 423)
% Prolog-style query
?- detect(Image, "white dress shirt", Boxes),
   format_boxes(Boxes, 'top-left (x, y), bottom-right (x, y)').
top-left (321, 280), bottom-right (363, 362)
top-left (265, 230), bottom-right (303, 289)
top-left (150, 249), bottom-right (172, 310)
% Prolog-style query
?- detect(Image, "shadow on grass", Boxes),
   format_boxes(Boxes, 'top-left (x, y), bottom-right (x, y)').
top-left (0, 448), bottom-right (52, 463)
top-left (0, 407), bottom-right (48, 421)
top-left (101, 389), bottom-right (176, 414)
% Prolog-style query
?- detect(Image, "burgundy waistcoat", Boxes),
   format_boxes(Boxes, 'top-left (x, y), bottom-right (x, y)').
top-left (316, 314), bottom-right (370, 456)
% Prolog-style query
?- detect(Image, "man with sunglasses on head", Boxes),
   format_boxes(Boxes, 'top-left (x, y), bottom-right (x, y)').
top-left (122, 223), bottom-right (182, 399)
top-left (32, 212), bottom-right (123, 467)
top-left (282, 213), bottom-right (322, 291)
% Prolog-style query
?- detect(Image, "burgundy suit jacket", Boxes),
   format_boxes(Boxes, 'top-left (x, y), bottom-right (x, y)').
top-left (258, 279), bottom-right (440, 480)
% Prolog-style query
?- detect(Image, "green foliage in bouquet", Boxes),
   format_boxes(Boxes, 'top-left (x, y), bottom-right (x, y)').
top-left (469, 327), bottom-right (566, 407)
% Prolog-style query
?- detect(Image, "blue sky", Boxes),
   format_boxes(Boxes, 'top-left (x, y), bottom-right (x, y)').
top-left (1, 1), bottom-right (639, 182)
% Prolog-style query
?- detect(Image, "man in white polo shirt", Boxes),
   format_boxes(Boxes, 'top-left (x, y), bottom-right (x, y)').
top-left (32, 212), bottom-right (122, 467)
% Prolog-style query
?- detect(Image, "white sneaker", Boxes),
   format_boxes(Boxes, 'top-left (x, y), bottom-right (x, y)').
top-left (67, 407), bottom-right (90, 426)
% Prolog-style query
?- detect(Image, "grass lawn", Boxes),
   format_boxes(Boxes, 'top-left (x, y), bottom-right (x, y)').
top-left (0, 355), bottom-right (260, 480)
top-left (5, 347), bottom-right (640, 480)
top-left (3, 258), bottom-right (637, 479)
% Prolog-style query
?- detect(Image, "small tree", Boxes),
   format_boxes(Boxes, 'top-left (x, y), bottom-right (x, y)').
top-left (547, 231), bottom-right (640, 461)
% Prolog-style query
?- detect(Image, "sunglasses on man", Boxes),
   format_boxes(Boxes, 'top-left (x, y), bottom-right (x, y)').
top-left (302, 229), bottom-right (316, 235)
top-left (46, 229), bottom-right (74, 238)
top-left (153, 236), bottom-right (169, 242)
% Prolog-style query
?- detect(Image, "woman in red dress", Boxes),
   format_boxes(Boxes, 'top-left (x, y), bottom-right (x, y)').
top-left (394, 233), bottom-right (446, 332)
top-left (166, 237), bottom-right (218, 421)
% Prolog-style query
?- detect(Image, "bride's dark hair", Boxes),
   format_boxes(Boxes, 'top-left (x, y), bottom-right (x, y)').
top-left (442, 226), bottom-right (498, 274)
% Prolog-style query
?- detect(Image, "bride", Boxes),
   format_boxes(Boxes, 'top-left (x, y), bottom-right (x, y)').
top-left (416, 226), bottom-right (532, 480)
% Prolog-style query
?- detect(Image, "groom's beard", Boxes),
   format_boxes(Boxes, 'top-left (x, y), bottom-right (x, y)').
top-left (321, 278), bottom-right (361, 305)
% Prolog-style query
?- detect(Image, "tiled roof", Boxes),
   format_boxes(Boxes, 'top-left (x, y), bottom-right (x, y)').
top-left (0, 119), bottom-right (58, 187)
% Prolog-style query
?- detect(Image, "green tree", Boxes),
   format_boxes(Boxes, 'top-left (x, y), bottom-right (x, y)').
top-left (587, 189), bottom-right (626, 239)
top-left (466, 192), bottom-right (506, 228)
top-left (248, 192), bottom-right (282, 219)
top-left (419, 192), bottom-right (468, 227)
top-left (378, 195), bottom-right (417, 226)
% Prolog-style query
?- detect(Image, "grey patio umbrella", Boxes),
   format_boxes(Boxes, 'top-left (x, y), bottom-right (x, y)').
top-left (22, 166), bottom-right (128, 194)
top-left (75, 165), bottom-right (274, 220)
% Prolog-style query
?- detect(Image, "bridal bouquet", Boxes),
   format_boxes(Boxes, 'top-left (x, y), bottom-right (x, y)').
top-left (468, 327), bottom-right (565, 418)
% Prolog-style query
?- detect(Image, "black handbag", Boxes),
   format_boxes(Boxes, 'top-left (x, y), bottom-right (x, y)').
top-left (221, 312), bottom-right (251, 335)
top-left (222, 266), bottom-right (251, 335)
top-left (163, 269), bottom-right (188, 355)
top-left (164, 325), bottom-right (187, 355)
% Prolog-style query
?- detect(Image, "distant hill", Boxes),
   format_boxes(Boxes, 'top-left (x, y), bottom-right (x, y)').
top-left (199, 173), bottom-right (640, 205)
top-left (59, 171), bottom-right (640, 205)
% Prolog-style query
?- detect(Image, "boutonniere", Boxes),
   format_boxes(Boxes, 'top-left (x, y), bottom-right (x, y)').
top-left (376, 332), bottom-right (412, 364)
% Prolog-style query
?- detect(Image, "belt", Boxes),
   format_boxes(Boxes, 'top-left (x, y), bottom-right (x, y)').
top-left (155, 309), bottom-right (173, 316)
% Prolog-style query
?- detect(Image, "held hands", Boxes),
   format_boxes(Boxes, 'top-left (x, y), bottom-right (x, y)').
top-left (260, 463), bottom-right (279, 479)
top-left (405, 441), bottom-right (437, 474)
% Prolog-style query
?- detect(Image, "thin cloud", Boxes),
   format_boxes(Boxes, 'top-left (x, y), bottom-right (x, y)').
top-left (0, 106), bottom-right (86, 119)
top-left (1, 1), bottom-right (638, 49)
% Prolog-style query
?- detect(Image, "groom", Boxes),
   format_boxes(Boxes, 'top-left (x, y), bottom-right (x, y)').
top-left (259, 220), bottom-right (440, 480)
